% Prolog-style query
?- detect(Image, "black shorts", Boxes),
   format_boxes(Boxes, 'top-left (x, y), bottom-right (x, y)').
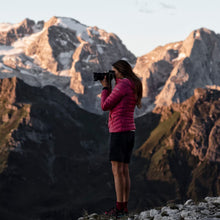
top-left (109, 131), bottom-right (135, 164)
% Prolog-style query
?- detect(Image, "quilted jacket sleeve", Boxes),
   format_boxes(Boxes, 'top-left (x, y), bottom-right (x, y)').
top-left (101, 80), bottom-right (127, 111)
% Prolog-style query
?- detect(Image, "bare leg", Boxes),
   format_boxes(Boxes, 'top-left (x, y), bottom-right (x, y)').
top-left (122, 163), bottom-right (130, 202)
top-left (111, 161), bottom-right (124, 202)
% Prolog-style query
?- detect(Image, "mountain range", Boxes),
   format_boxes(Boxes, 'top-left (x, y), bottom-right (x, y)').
top-left (0, 16), bottom-right (220, 220)
top-left (0, 17), bottom-right (136, 115)
top-left (1, 17), bottom-right (220, 116)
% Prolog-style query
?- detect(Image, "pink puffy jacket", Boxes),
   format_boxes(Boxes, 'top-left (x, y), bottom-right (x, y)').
top-left (101, 78), bottom-right (137, 133)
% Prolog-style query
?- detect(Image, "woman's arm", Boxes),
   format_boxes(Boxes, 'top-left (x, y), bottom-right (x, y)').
top-left (101, 80), bottom-right (127, 111)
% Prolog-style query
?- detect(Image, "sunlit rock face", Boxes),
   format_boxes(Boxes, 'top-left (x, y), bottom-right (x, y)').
top-left (153, 88), bottom-right (220, 163)
top-left (134, 28), bottom-right (220, 116)
top-left (0, 18), bottom-right (37, 45)
top-left (0, 16), bottom-right (136, 114)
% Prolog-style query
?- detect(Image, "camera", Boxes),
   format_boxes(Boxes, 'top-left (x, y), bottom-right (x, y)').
top-left (93, 70), bottom-right (115, 81)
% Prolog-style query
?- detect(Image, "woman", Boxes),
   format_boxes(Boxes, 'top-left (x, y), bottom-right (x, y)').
top-left (100, 60), bottom-right (142, 217)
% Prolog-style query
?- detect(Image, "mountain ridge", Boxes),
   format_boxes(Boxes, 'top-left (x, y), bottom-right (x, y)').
top-left (134, 27), bottom-right (220, 116)
top-left (0, 77), bottom-right (219, 220)
top-left (1, 18), bottom-right (220, 117)
top-left (0, 16), bottom-right (136, 115)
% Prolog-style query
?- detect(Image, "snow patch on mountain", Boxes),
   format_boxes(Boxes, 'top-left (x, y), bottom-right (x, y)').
top-left (58, 51), bottom-right (74, 69)
top-left (55, 17), bottom-right (92, 43)
top-left (97, 45), bottom-right (104, 54)
top-left (0, 62), bottom-right (13, 71)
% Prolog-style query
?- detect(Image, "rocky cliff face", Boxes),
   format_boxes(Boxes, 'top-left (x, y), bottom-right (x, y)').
top-left (0, 77), bottom-right (113, 220)
top-left (0, 16), bottom-right (136, 114)
top-left (149, 88), bottom-right (220, 163)
top-left (0, 18), bottom-right (40, 45)
top-left (132, 88), bottom-right (220, 209)
top-left (134, 28), bottom-right (220, 116)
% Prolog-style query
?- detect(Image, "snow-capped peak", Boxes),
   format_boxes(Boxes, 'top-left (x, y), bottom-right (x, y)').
top-left (55, 17), bottom-right (90, 41)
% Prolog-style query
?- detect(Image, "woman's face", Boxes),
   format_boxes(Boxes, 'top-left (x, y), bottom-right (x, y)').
top-left (112, 67), bottom-right (123, 79)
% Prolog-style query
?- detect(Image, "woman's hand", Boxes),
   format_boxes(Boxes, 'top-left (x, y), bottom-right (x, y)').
top-left (100, 76), bottom-right (109, 88)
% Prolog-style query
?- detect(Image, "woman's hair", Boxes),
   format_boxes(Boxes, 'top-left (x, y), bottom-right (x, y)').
top-left (112, 60), bottom-right (142, 108)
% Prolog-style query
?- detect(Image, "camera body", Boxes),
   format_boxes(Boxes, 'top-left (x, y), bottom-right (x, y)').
top-left (93, 70), bottom-right (115, 81)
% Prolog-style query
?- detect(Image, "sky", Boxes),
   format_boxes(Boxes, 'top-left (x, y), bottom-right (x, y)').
top-left (0, 0), bottom-right (220, 57)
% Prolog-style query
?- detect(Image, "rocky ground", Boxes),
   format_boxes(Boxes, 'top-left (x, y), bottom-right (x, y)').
top-left (78, 197), bottom-right (220, 220)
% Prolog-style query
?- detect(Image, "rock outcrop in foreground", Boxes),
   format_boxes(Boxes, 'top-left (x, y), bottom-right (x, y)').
top-left (135, 197), bottom-right (220, 220)
top-left (78, 197), bottom-right (220, 220)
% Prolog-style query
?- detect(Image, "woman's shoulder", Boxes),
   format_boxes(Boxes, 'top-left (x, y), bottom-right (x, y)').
top-left (117, 78), bottom-right (132, 84)
top-left (119, 78), bottom-right (135, 89)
